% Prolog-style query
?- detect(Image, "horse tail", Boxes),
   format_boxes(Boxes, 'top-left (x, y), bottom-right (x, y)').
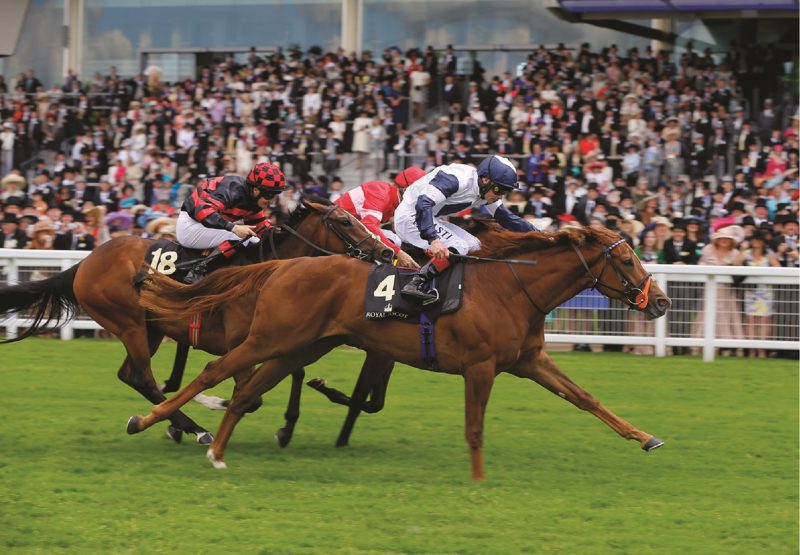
top-left (139, 261), bottom-right (284, 320)
top-left (0, 263), bottom-right (81, 344)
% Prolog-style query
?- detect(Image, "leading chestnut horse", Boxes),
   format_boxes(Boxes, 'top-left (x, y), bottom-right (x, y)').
top-left (0, 199), bottom-right (393, 443)
top-left (134, 225), bottom-right (671, 480)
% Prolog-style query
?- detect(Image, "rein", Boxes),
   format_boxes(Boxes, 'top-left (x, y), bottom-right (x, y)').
top-left (270, 204), bottom-right (380, 261)
top-left (451, 253), bottom-right (538, 266)
top-left (509, 237), bottom-right (653, 315)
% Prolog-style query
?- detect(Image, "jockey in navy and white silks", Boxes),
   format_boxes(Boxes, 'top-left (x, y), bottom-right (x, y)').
top-left (395, 155), bottom-right (538, 302)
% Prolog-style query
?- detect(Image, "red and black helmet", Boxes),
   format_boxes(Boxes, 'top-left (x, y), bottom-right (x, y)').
top-left (246, 162), bottom-right (286, 197)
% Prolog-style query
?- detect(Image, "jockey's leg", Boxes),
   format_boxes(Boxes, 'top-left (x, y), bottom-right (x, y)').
top-left (176, 212), bottom-right (252, 283)
top-left (400, 219), bottom-right (474, 302)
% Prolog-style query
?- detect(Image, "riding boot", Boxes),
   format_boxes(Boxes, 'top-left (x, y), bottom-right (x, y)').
top-left (184, 241), bottom-right (238, 284)
top-left (400, 257), bottom-right (450, 303)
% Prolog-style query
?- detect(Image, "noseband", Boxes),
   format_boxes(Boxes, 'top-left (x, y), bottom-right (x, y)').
top-left (572, 238), bottom-right (653, 310)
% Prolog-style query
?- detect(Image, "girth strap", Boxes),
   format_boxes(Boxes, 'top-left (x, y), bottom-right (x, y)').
top-left (188, 313), bottom-right (202, 347)
top-left (419, 312), bottom-right (438, 370)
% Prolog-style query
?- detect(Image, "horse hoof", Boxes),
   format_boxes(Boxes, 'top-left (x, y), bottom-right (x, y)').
top-left (306, 377), bottom-right (326, 390)
top-left (195, 432), bottom-right (214, 445)
top-left (643, 436), bottom-right (664, 452)
top-left (166, 426), bottom-right (183, 444)
top-left (275, 428), bottom-right (292, 448)
top-left (126, 416), bottom-right (142, 435)
top-left (206, 448), bottom-right (227, 469)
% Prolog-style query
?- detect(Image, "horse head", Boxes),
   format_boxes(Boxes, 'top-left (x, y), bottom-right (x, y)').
top-left (580, 229), bottom-right (671, 320)
top-left (295, 197), bottom-right (394, 264)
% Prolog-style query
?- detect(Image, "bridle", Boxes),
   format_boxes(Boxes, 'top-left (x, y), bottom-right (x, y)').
top-left (571, 238), bottom-right (653, 310)
top-left (267, 204), bottom-right (385, 262)
top-left (508, 237), bottom-right (653, 315)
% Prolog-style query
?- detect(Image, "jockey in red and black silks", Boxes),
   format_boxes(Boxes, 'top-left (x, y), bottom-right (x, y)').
top-left (176, 162), bottom-right (286, 282)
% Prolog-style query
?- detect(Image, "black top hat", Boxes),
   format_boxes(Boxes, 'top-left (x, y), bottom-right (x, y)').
top-left (1, 212), bottom-right (19, 225)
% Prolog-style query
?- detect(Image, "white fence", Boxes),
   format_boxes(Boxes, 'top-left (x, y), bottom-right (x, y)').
top-left (1, 248), bottom-right (798, 362)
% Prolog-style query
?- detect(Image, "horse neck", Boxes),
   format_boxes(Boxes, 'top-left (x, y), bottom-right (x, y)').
top-left (274, 214), bottom-right (328, 259)
top-left (490, 243), bottom-right (600, 316)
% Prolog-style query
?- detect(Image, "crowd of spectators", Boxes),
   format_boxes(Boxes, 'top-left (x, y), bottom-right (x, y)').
top-left (0, 41), bottom-right (797, 274)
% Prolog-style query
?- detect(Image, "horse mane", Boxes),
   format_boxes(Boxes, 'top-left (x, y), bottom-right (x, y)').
top-left (282, 193), bottom-right (332, 228)
top-left (473, 226), bottom-right (621, 259)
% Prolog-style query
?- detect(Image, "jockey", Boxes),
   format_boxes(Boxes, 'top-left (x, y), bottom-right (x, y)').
top-left (334, 166), bottom-right (426, 269)
top-left (395, 155), bottom-right (538, 302)
top-left (177, 161), bottom-right (286, 283)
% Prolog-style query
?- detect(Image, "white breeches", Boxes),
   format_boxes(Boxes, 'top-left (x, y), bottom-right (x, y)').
top-left (175, 211), bottom-right (260, 250)
top-left (394, 214), bottom-right (480, 255)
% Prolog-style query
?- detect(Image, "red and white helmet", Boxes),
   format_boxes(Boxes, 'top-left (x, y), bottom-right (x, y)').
top-left (247, 162), bottom-right (286, 197)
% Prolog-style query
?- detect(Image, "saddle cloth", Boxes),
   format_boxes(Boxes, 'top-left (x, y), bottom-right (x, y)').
top-left (363, 262), bottom-right (465, 321)
top-left (135, 239), bottom-right (209, 285)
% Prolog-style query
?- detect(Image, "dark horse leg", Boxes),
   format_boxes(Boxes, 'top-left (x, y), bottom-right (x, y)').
top-left (510, 350), bottom-right (663, 451)
top-left (160, 342), bottom-right (190, 393)
top-left (117, 323), bottom-right (212, 444)
top-left (334, 352), bottom-right (394, 447)
top-left (275, 368), bottom-right (305, 448)
top-left (305, 351), bottom-right (395, 446)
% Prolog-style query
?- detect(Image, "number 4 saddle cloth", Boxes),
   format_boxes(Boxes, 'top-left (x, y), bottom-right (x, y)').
top-left (363, 262), bottom-right (465, 321)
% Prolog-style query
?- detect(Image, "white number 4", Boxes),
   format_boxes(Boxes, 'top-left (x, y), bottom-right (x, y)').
top-left (148, 247), bottom-right (178, 275)
top-left (373, 275), bottom-right (396, 301)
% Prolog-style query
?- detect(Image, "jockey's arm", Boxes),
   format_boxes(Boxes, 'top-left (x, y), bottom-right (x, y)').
top-left (414, 171), bottom-right (459, 242)
top-left (360, 213), bottom-right (400, 253)
top-left (244, 210), bottom-right (272, 238)
top-left (485, 201), bottom-right (539, 233)
top-left (194, 197), bottom-right (236, 231)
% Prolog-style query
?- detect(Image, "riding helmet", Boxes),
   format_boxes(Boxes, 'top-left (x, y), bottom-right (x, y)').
top-left (394, 166), bottom-right (427, 189)
top-left (247, 162), bottom-right (286, 197)
top-left (477, 155), bottom-right (518, 190)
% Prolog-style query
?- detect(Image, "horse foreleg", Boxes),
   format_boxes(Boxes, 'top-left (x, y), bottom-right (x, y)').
top-left (511, 351), bottom-right (663, 451)
top-left (335, 352), bottom-right (394, 448)
top-left (275, 367), bottom-right (305, 448)
top-left (207, 360), bottom-right (293, 469)
top-left (160, 342), bottom-right (190, 393)
top-left (463, 362), bottom-right (496, 482)
top-left (206, 338), bottom-right (342, 468)
top-left (127, 336), bottom-right (265, 435)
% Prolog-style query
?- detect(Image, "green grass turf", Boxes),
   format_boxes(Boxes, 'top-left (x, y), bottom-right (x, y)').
top-left (0, 338), bottom-right (796, 554)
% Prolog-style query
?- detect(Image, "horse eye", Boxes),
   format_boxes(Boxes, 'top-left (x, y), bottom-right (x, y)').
top-left (623, 259), bottom-right (634, 267)
top-left (341, 218), bottom-right (353, 227)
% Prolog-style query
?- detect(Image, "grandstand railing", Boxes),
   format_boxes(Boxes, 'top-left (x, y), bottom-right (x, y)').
top-left (1, 248), bottom-right (797, 361)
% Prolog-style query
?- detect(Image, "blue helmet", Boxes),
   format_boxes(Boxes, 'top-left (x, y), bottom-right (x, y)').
top-left (477, 155), bottom-right (518, 190)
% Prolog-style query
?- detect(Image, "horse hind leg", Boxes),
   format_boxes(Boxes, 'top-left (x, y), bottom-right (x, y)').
top-left (275, 368), bottom-right (305, 448)
top-left (117, 327), bottom-right (212, 444)
top-left (335, 352), bottom-right (394, 448)
top-left (513, 351), bottom-right (663, 451)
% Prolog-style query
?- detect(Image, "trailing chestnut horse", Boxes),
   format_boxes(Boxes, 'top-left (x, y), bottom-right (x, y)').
top-left (0, 199), bottom-right (392, 443)
top-left (134, 226), bottom-right (671, 480)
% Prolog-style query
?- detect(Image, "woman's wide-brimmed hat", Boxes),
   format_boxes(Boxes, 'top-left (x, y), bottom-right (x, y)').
top-left (711, 224), bottom-right (744, 244)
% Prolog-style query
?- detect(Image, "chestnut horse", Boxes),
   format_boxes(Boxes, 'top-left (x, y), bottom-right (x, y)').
top-left (133, 226), bottom-right (671, 480)
top-left (0, 199), bottom-right (393, 443)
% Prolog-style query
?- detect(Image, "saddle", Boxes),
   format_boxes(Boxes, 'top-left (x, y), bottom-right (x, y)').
top-left (134, 239), bottom-right (258, 286)
top-left (363, 261), bottom-right (465, 321)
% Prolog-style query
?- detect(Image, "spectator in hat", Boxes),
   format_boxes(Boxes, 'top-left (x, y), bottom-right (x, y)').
top-left (26, 217), bottom-right (57, 250)
top-left (54, 214), bottom-right (95, 251)
top-left (1, 212), bottom-right (28, 248)
top-left (693, 224), bottom-right (746, 354)
top-left (1, 173), bottom-right (26, 203)
top-left (663, 219), bottom-right (698, 265)
top-left (736, 230), bottom-right (780, 358)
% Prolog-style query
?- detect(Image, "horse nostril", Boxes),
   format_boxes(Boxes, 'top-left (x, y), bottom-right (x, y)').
top-left (656, 297), bottom-right (671, 311)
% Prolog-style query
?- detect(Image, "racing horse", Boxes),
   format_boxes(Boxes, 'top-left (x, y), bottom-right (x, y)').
top-left (133, 225), bottom-right (671, 480)
top-left (0, 198), bottom-right (393, 443)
